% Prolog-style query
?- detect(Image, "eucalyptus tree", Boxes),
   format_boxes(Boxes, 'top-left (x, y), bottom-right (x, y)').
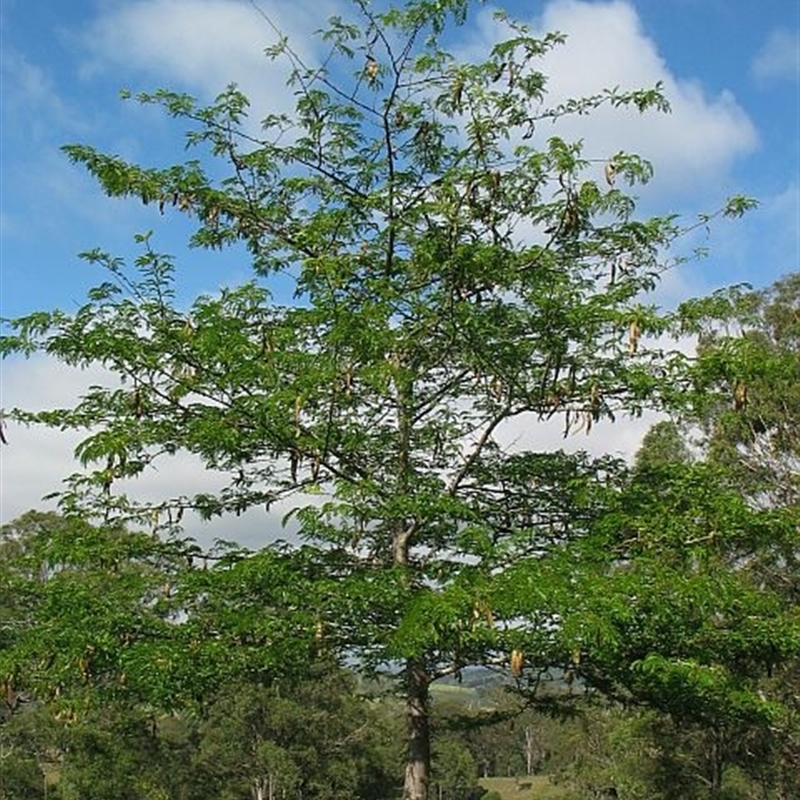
top-left (0, 1), bottom-right (761, 797)
top-left (683, 273), bottom-right (800, 512)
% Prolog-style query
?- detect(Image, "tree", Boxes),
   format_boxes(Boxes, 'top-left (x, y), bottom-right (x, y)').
top-left (195, 664), bottom-right (400, 800)
top-left (551, 416), bottom-right (799, 798)
top-left (0, 511), bottom-right (196, 712)
top-left (681, 274), bottom-right (800, 510)
top-left (662, 276), bottom-right (800, 798)
top-left (633, 419), bottom-right (692, 472)
top-left (0, 1), bottom-right (763, 798)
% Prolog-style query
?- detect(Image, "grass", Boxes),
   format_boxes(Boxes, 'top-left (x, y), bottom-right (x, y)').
top-left (479, 775), bottom-right (572, 800)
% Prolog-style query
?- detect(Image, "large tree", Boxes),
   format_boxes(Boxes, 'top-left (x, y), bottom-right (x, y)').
top-left (684, 274), bottom-right (800, 511)
top-left (0, 1), bottom-right (771, 797)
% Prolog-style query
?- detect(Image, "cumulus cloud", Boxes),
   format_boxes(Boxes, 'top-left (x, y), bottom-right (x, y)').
top-left (469, 0), bottom-right (758, 194)
top-left (752, 28), bottom-right (800, 82)
top-left (0, 357), bottom-right (289, 547)
top-left (75, 0), bottom-right (758, 195)
top-left (80, 0), bottom-right (343, 126)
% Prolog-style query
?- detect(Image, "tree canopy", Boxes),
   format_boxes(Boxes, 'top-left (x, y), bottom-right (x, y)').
top-left (1, 2), bottom-right (794, 799)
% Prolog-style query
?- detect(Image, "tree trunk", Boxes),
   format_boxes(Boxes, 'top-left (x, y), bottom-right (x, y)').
top-left (404, 658), bottom-right (431, 800)
top-left (708, 734), bottom-right (724, 800)
top-left (252, 777), bottom-right (266, 800)
top-left (524, 725), bottom-right (535, 776)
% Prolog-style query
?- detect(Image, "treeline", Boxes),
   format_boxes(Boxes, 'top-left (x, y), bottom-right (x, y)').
top-left (2, 656), bottom-right (798, 799)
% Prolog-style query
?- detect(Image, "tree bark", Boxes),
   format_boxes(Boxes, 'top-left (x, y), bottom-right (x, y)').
top-left (524, 725), bottom-right (535, 776)
top-left (404, 658), bottom-right (431, 800)
top-left (393, 361), bottom-right (431, 800)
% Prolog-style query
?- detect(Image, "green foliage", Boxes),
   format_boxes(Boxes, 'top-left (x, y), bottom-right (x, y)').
top-left (195, 665), bottom-right (399, 800)
top-left (0, 1), bottom-right (778, 797)
top-left (634, 420), bottom-right (692, 471)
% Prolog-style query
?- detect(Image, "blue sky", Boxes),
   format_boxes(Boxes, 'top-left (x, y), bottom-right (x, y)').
top-left (0, 0), bottom-right (798, 528)
top-left (1, 0), bottom-right (797, 317)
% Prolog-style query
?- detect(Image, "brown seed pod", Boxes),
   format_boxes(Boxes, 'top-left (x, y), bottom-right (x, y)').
top-left (734, 380), bottom-right (748, 411)
top-left (510, 649), bottom-right (524, 678)
top-left (311, 452), bottom-right (321, 482)
top-left (294, 395), bottom-right (303, 438)
top-left (133, 388), bottom-right (144, 419)
top-left (628, 319), bottom-right (641, 354)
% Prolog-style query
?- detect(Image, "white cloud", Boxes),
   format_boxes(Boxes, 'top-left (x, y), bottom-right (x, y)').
top-left (0, 48), bottom-right (88, 141)
top-left (80, 0), bottom-right (342, 126)
top-left (75, 0), bottom-right (758, 195)
top-left (470, 0), bottom-right (758, 194)
top-left (0, 357), bottom-right (288, 547)
top-left (752, 28), bottom-right (800, 82)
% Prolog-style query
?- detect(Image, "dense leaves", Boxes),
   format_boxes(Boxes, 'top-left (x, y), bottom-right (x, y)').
top-left (0, 1), bottom-right (792, 798)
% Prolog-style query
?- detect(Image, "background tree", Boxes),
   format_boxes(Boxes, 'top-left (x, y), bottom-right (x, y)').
top-left (0, 1), bottom-right (767, 798)
top-left (633, 419), bottom-right (692, 472)
top-left (682, 274), bottom-right (800, 510)
top-left (195, 664), bottom-right (400, 800)
top-left (635, 274), bottom-right (800, 798)
top-left (0, 511), bottom-right (195, 713)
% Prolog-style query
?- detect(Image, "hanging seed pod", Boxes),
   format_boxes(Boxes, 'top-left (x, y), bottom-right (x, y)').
top-left (451, 75), bottom-right (464, 109)
top-left (133, 388), bottom-right (145, 419)
top-left (733, 380), bottom-right (748, 411)
top-left (628, 319), bottom-right (641, 354)
top-left (294, 395), bottom-right (302, 437)
top-left (510, 649), bottom-right (524, 677)
top-left (310, 452), bottom-right (321, 482)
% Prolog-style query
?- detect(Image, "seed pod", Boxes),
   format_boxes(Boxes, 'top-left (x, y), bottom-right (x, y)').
top-left (733, 381), bottom-right (748, 411)
top-left (628, 319), bottom-right (641, 354)
top-left (311, 452), bottom-right (321, 482)
top-left (451, 75), bottom-right (464, 108)
top-left (133, 388), bottom-right (144, 419)
top-left (294, 395), bottom-right (302, 437)
top-left (510, 649), bottom-right (524, 677)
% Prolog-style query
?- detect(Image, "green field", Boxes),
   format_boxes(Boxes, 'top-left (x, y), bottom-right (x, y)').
top-left (479, 775), bottom-right (571, 800)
